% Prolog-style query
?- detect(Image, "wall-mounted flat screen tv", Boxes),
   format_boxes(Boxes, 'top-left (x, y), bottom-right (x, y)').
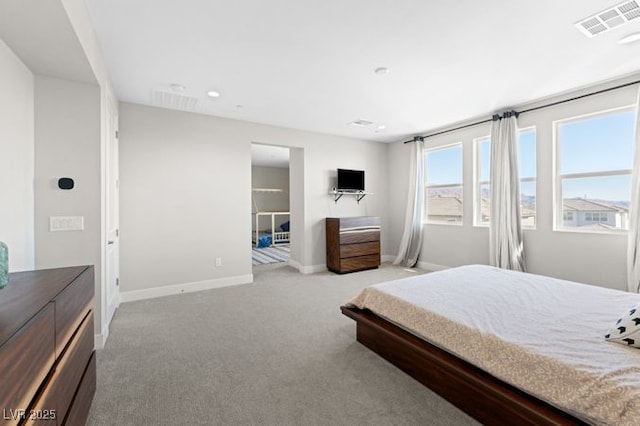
top-left (337, 169), bottom-right (365, 191)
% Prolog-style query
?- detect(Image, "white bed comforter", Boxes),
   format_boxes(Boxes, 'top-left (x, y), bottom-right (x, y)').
top-left (348, 265), bottom-right (640, 425)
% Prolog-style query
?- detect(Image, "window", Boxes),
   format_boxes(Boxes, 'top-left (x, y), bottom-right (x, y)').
top-left (474, 128), bottom-right (537, 227)
top-left (555, 107), bottom-right (634, 232)
top-left (584, 212), bottom-right (607, 222)
top-left (563, 211), bottom-right (574, 221)
top-left (425, 143), bottom-right (463, 224)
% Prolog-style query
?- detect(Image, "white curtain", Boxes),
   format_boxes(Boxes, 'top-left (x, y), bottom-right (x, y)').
top-left (627, 88), bottom-right (640, 293)
top-left (489, 112), bottom-right (525, 271)
top-left (394, 138), bottom-right (425, 267)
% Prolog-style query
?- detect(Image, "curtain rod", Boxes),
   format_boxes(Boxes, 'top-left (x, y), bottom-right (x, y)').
top-left (403, 78), bottom-right (640, 144)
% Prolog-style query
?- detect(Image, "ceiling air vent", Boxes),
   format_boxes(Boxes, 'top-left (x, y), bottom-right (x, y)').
top-left (576, 0), bottom-right (640, 37)
top-left (152, 88), bottom-right (199, 111)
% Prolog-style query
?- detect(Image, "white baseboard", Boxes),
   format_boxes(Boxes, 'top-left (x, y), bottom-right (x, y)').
top-left (289, 259), bottom-right (327, 274)
top-left (417, 261), bottom-right (449, 271)
top-left (95, 328), bottom-right (109, 350)
top-left (120, 274), bottom-right (254, 303)
top-left (106, 293), bottom-right (120, 326)
top-left (303, 264), bottom-right (327, 274)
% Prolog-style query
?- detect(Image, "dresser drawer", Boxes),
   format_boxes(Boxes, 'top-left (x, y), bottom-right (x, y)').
top-left (337, 216), bottom-right (380, 229)
top-left (27, 312), bottom-right (93, 425)
top-left (63, 351), bottom-right (96, 426)
top-left (0, 304), bottom-right (55, 426)
top-left (339, 230), bottom-right (379, 245)
top-left (339, 254), bottom-right (380, 273)
top-left (340, 241), bottom-right (380, 258)
top-left (54, 267), bottom-right (94, 357)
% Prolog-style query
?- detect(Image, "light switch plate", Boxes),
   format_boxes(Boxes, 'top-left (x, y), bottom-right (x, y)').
top-left (50, 216), bottom-right (84, 232)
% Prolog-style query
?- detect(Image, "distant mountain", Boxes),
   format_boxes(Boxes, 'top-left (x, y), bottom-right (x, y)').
top-left (428, 188), bottom-right (462, 196)
top-left (428, 188), bottom-right (629, 211)
top-left (521, 194), bottom-right (536, 209)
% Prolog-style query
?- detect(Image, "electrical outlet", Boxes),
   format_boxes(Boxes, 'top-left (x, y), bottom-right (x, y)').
top-left (215, 257), bottom-right (222, 267)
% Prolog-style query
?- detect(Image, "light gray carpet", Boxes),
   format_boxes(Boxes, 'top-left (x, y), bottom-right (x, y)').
top-left (88, 264), bottom-right (478, 425)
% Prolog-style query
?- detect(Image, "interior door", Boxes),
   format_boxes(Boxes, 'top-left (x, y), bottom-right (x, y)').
top-left (105, 99), bottom-right (120, 325)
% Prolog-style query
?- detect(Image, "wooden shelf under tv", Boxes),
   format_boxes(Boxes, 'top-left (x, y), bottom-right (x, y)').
top-left (329, 189), bottom-right (373, 204)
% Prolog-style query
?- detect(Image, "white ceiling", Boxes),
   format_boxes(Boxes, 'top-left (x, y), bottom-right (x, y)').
top-left (85, 0), bottom-right (640, 143)
top-left (251, 144), bottom-right (290, 168)
top-left (0, 0), bottom-right (96, 84)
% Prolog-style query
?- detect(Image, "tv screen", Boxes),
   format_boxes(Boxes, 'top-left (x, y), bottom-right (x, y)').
top-left (337, 169), bottom-right (365, 191)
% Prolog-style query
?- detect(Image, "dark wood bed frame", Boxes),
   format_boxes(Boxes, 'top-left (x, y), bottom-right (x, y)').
top-left (341, 306), bottom-right (588, 426)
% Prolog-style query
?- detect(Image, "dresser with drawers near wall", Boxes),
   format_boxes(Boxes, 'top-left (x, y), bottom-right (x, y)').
top-left (326, 216), bottom-right (381, 274)
top-left (0, 266), bottom-right (96, 426)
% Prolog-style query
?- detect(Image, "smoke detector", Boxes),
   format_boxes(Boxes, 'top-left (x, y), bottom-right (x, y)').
top-left (348, 119), bottom-right (374, 127)
top-left (575, 0), bottom-right (640, 37)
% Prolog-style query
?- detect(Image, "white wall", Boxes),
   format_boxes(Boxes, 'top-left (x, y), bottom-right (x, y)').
top-left (251, 166), bottom-right (290, 212)
top-left (119, 103), bottom-right (252, 293)
top-left (388, 140), bottom-right (410, 263)
top-left (252, 165), bottom-right (290, 231)
top-left (0, 38), bottom-right (34, 272)
top-left (292, 133), bottom-right (389, 268)
top-left (34, 76), bottom-right (102, 282)
top-left (389, 85), bottom-right (637, 291)
top-left (289, 147), bottom-right (305, 269)
top-left (119, 102), bottom-right (389, 295)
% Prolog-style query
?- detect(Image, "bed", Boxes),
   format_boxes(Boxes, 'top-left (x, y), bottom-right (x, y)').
top-left (341, 265), bottom-right (640, 425)
top-left (252, 212), bottom-right (290, 247)
top-left (251, 188), bottom-right (290, 248)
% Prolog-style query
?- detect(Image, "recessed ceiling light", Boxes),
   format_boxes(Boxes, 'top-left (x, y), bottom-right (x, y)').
top-left (618, 32), bottom-right (640, 44)
top-left (170, 83), bottom-right (186, 92)
top-left (374, 67), bottom-right (389, 75)
top-left (207, 90), bottom-right (221, 98)
top-left (375, 125), bottom-right (387, 133)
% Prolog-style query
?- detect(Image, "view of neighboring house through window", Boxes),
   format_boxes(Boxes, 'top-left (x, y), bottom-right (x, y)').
top-left (425, 143), bottom-right (463, 224)
top-left (474, 128), bottom-right (537, 227)
top-left (555, 106), bottom-right (634, 232)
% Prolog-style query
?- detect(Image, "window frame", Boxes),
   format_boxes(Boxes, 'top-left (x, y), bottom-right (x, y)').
top-left (553, 105), bottom-right (634, 234)
top-left (424, 142), bottom-right (464, 226)
top-left (472, 127), bottom-right (537, 228)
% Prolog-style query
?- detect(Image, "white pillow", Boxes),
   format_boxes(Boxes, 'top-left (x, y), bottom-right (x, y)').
top-left (605, 305), bottom-right (640, 349)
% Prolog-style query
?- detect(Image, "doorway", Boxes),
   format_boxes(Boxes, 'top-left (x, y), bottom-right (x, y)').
top-left (250, 144), bottom-right (290, 267)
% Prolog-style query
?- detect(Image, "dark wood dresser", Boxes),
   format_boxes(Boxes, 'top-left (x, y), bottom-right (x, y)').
top-left (0, 266), bottom-right (96, 426)
top-left (326, 216), bottom-right (381, 274)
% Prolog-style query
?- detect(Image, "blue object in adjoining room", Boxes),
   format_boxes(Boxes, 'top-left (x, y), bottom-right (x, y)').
top-left (0, 241), bottom-right (8, 288)
top-left (280, 221), bottom-right (290, 232)
top-left (257, 234), bottom-right (272, 248)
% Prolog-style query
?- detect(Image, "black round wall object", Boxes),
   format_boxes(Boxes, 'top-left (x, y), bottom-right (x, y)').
top-left (58, 177), bottom-right (74, 190)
